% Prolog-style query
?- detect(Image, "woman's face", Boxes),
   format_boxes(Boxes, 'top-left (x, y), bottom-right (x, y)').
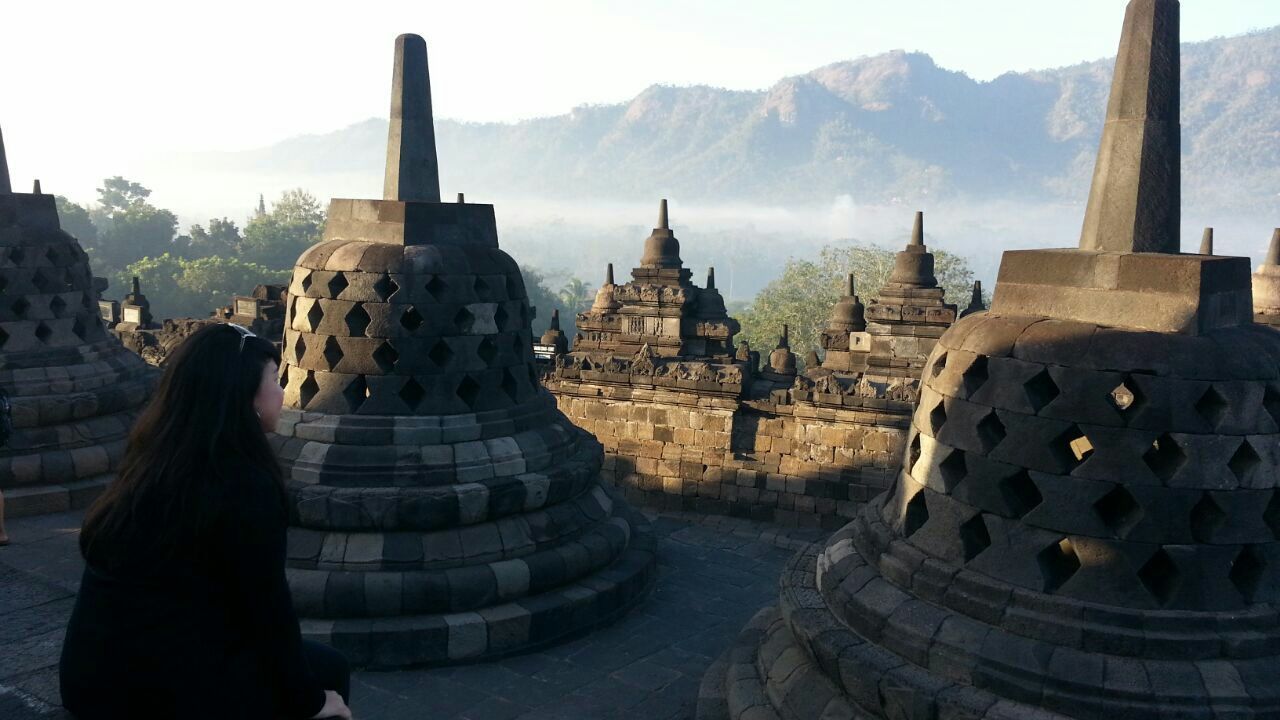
top-left (253, 360), bottom-right (285, 432)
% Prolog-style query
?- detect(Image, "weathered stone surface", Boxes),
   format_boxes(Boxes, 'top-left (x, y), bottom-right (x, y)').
top-left (991, 249), bottom-right (1251, 334)
top-left (702, 3), bottom-right (1280, 717)
top-left (383, 33), bottom-right (441, 204)
top-left (275, 35), bottom-right (655, 667)
top-left (1253, 229), bottom-right (1280, 326)
top-left (0, 128), bottom-right (155, 517)
top-left (1078, 0), bottom-right (1181, 254)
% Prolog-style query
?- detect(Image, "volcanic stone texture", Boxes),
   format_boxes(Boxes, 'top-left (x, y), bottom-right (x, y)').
top-left (549, 381), bottom-right (907, 531)
top-left (273, 218), bottom-right (656, 667)
top-left (0, 192), bottom-right (154, 516)
top-left (699, 312), bottom-right (1280, 718)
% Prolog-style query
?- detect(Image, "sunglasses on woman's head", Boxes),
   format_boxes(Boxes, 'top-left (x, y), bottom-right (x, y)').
top-left (226, 323), bottom-right (257, 353)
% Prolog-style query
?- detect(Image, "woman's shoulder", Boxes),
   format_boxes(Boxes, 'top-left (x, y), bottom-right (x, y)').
top-left (220, 463), bottom-right (287, 519)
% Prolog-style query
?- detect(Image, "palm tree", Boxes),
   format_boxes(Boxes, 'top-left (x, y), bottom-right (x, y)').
top-left (557, 277), bottom-right (592, 314)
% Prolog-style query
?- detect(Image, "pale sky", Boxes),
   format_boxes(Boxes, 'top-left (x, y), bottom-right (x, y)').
top-left (1, 0), bottom-right (1277, 202)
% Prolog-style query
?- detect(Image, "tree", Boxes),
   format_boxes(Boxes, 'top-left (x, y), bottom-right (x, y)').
top-left (241, 189), bottom-right (325, 269)
top-left (184, 218), bottom-right (243, 258)
top-left (737, 243), bottom-right (976, 362)
top-left (557, 277), bottom-right (592, 316)
top-left (117, 254), bottom-right (289, 320)
top-left (87, 177), bottom-right (181, 275)
top-left (54, 196), bottom-right (98, 247)
top-left (520, 265), bottom-right (572, 339)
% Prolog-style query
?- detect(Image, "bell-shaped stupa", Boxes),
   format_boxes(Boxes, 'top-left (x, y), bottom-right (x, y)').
top-left (1253, 228), bottom-right (1280, 326)
top-left (700, 2), bottom-right (1280, 716)
top-left (272, 34), bottom-right (655, 667)
top-left (0, 126), bottom-right (154, 516)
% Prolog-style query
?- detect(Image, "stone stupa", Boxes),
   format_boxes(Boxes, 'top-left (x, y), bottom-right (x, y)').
top-left (1253, 228), bottom-right (1280, 326)
top-left (700, 1), bottom-right (1280, 717)
top-left (270, 34), bottom-right (655, 667)
top-left (0, 126), bottom-right (154, 516)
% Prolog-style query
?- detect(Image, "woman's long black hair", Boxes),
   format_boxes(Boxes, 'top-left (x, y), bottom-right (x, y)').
top-left (81, 323), bottom-right (284, 569)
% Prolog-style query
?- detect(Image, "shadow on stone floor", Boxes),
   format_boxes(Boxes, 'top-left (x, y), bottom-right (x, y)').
top-left (0, 509), bottom-right (826, 720)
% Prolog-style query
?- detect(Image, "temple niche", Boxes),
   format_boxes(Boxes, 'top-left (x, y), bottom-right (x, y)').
top-left (574, 200), bottom-right (739, 359)
top-left (701, 1), bottom-right (1280, 716)
top-left (0, 127), bottom-right (155, 516)
top-left (268, 34), bottom-right (655, 667)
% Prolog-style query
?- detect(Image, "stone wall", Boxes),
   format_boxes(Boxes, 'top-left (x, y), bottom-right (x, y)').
top-left (548, 380), bottom-right (909, 529)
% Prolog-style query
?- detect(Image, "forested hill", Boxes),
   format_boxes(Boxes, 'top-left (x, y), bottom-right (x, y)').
top-left (194, 26), bottom-right (1280, 215)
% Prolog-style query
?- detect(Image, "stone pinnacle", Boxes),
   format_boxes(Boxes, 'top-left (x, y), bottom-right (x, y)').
top-left (550, 308), bottom-right (561, 330)
top-left (847, 273), bottom-right (856, 296)
top-left (0, 123), bottom-right (10, 194)
top-left (707, 267), bottom-right (716, 290)
top-left (910, 211), bottom-right (924, 246)
top-left (383, 33), bottom-right (442, 203)
top-left (1079, 0), bottom-right (1181, 254)
top-left (606, 263), bottom-right (614, 285)
top-left (457, 193), bottom-right (464, 203)
top-left (1200, 227), bottom-right (1213, 254)
top-left (658, 199), bottom-right (669, 230)
top-left (32, 179), bottom-right (41, 194)
top-left (779, 324), bottom-right (790, 349)
top-left (1267, 229), bottom-right (1280, 267)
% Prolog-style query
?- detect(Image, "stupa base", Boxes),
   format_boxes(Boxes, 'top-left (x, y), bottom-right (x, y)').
top-left (300, 508), bottom-right (657, 669)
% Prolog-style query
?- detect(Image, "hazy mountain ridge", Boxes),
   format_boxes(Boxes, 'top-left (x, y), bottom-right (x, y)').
top-left (193, 27), bottom-right (1280, 214)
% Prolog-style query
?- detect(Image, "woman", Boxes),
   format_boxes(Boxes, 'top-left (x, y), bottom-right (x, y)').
top-left (59, 323), bottom-right (352, 719)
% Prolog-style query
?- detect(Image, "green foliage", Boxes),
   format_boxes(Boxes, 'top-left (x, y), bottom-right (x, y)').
top-left (54, 196), bottom-right (98, 247)
top-left (240, 189), bottom-right (325, 268)
top-left (520, 265), bottom-right (575, 339)
top-left (84, 177), bottom-right (182, 275)
top-left (557, 277), bottom-right (593, 316)
top-left (737, 243), bottom-right (976, 360)
top-left (118, 254), bottom-right (289, 320)
top-left (183, 218), bottom-right (242, 257)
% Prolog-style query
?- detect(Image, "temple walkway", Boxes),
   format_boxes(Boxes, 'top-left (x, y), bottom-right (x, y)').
top-left (0, 508), bottom-right (824, 720)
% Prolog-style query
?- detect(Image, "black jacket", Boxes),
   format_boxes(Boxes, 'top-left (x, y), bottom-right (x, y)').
top-left (59, 465), bottom-right (324, 719)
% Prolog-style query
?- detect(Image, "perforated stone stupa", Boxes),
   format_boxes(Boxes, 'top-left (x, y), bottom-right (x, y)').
top-left (0, 127), bottom-right (154, 517)
top-left (270, 34), bottom-right (655, 667)
top-left (700, 1), bottom-right (1280, 716)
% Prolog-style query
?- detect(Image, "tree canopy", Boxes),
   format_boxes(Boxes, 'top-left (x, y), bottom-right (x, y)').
top-left (737, 243), bottom-right (978, 362)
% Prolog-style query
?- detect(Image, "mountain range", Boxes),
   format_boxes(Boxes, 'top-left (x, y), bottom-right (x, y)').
top-left (188, 26), bottom-right (1280, 215)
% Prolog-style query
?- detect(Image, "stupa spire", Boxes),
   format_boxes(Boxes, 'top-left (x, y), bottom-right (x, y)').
top-left (605, 263), bottom-right (614, 285)
top-left (707, 267), bottom-right (716, 290)
top-left (1267, 228), bottom-right (1280, 267)
top-left (910, 211), bottom-right (924, 246)
top-left (658, 198), bottom-right (669, 230)
top-left (846, 273), bottom-right (856, 296)
top-left (382, 33), bottom-right (441, 203)
top-left (1079, 0), bottom-right (1181, 254)
top-left (1199, 227), bottom-right (1213, 254)
top-left (549, 308), bottom-right (561, 330)
top-left (32, 179), bottom-right (41, 194)
top-left (0, 123), bottom-right (10, 194)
